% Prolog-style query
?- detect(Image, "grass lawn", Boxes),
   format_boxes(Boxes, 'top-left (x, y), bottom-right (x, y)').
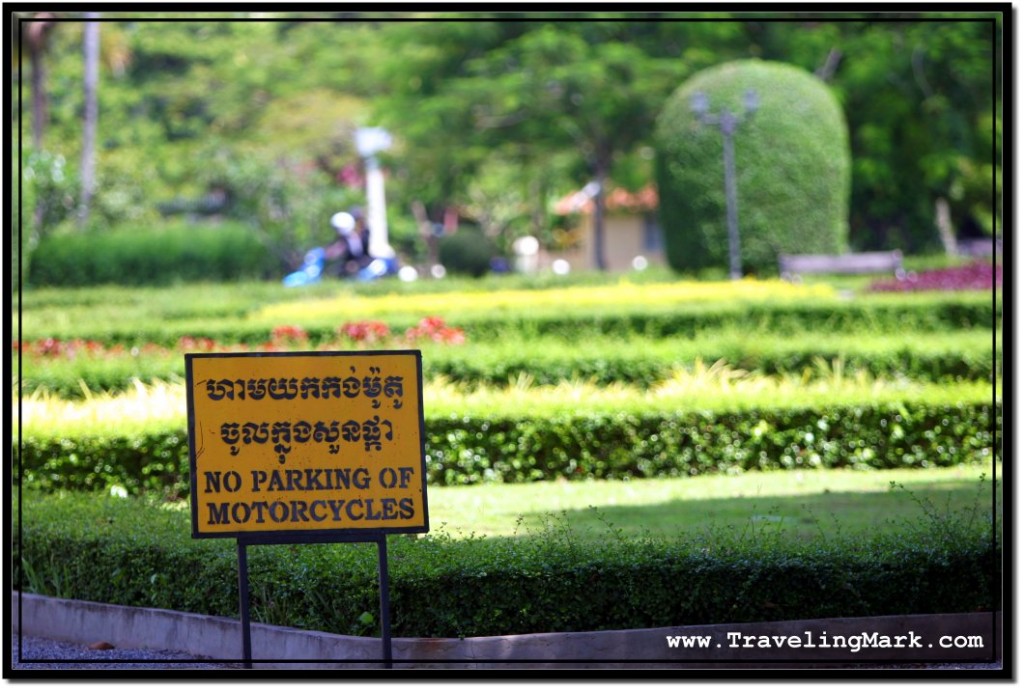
top-left (424, 463), bottom-right (1001, 545)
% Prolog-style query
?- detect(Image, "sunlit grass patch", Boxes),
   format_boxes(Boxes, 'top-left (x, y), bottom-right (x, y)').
top-left (424, 464), bottom-right (1002, 545)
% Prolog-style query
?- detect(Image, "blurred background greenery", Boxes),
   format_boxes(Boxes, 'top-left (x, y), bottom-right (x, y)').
top-left (12, 11), bottom-right (1002, 286)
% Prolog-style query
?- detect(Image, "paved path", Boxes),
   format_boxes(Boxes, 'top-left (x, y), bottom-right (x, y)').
top-left (10, 634), bottom-right (1002, 674)
top-left (11, 635), bottom-right (242, 671)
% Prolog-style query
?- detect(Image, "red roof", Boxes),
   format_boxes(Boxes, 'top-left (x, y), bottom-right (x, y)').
top-left (554, 184), bottom-right (658, 215)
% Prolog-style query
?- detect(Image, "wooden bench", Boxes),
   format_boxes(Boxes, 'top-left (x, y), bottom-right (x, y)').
top-left (779, 250), bottom-right (904, 281)
top-left (957, 237), bottom-right (1002, 257)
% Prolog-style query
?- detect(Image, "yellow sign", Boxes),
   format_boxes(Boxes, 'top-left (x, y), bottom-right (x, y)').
top-left (185, 350), bottom-right (428, 539)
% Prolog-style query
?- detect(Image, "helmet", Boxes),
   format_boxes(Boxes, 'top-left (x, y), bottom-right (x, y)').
top-left (331, 212), bottom-right (355, 232)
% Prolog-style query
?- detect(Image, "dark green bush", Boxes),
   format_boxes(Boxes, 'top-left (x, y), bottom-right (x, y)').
top-left (655, 59), bottom-right (851, 274)
top-left (13, 491), bottom-right (999, 637)
top-left (27, 222), bottom-right (278, 287)
top-left (16, 401), bottom-right (1000, 496)
top-left (438, 230), bottom-right (500, 277)
top-left (18, 432), bottom-right (191, 500)
top-left (423, 402), bottom-right (1000, 485)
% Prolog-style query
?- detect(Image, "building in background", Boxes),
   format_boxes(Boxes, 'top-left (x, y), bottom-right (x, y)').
top-left (548, 184), bottom-right (664, 273)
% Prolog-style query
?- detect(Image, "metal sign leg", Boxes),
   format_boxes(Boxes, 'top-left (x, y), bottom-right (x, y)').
top-left (377, 535), bottom-right (393, 669)
top-left (237, 541), bottom-right (253, 669)
top-left (233, 534), bottom-right (395, 670)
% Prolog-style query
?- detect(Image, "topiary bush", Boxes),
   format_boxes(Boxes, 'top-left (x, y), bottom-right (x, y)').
top-left (655, 59), bottom-right (851, 275)
top-left (438, 230), bottom-right (500, 277)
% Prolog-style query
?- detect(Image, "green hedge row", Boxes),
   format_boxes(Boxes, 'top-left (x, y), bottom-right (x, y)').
top-left (27, 222), bottom-right (279, 287)
top-left (463, 295), bottom-right (999, 340)
top-left (424, 402), bottom-right (1000, 485)
top-left (425, 338), bottom-right (999, 387)
top-left (13, 491), bottom-right (999, 637)
top-left (18, 333), bottom-right (1000, 398)
top-left (18, 291), bottom-right (999, 346)
top-left (17, 401), bottom-right (1000, 497)
top-left (20, 356), bottom-right (188, 399)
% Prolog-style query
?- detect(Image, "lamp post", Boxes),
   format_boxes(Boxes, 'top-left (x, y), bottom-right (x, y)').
top-left (691, 89), bottom-right (759, 280)
top-left (355, 127), bottom-right (396, 260)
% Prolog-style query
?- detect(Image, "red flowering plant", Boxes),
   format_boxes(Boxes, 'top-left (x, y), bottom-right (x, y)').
top-left (178, 335), bottom-right (218, 352)
top-left (338, 320), bottom-right (391, 345)
top-left (14, 337), bottom-right (111, 359)
top-left (870, 261), bottom-right (1002, 293)
top-left (270, 325), bottom-right (309, 346)
top-left (404, 316), bottom-right (465, 345)
top-left (15, 336), bottom-right (224, 359)
top-left (16, 316), bottom-right (465, 362)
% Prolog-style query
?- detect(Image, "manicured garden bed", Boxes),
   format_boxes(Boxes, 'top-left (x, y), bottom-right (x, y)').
top-left (14, 489), bottom-right (999, 638)
top-left (12, 272), bottom-right (1003, 638)
top-left (16, 378), bottom-right (999, 495)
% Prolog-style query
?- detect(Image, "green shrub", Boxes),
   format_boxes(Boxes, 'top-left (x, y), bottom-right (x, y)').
top-left (438, 230), bottom-right (500, 277)
top-left (655, 59), bottom-right (851, 274)
top-left (19, 355), bottom-right (187, 398)
top-left (18, 432), bottom-right (191, 500)
top-left (423, 402), bottom-right (1000, 485)
top-left (15, 328), bottom-right (1000, 398)
top-left (17, 290), bottom-right (1001, 346)
top-left (455, 293), bottom-right (998, 341)
top-left (16, 401), bottom-right (1000, 495)
top-left (421, 331), bottom-right (1000, 387)
top-left (14, 490), bottom-right (999, 637)
top-left (27, 222), bottom-right (278, 287)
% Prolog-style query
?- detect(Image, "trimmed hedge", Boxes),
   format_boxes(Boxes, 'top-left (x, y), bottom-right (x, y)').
top-left (17, 331), bottom-right (1001, 398)
top-left (18, 432), bottom-right (190, 499)
top-left (465, 293), bottom-right (1001, 341)
top-left (27, 222), bottom-right (278, 287)
top-left (13, 491), bottom-right (999, 637)
top-left (655, 59), bottom-right (851, 274)
top-left (410, 335), bottom-right (1001, 387)
top-left (16, 401), bottom-right (1000, 496)
top-left (17, 290), bottom-right (1000, 346)
top-left (424, 402), bottom-right (999, 485)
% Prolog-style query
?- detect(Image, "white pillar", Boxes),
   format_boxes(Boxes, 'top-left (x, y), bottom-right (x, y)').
top-left (356, 128), bottom-right (395, 259)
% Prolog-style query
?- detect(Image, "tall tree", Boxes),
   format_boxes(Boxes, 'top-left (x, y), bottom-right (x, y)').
top-left (466, 28), bottom-right (685, 269)
top-left (371, 17), bottom-right (733, 269)
top-left (368, 18), bottom-right (528, 220)
top-left (22, 12), bottom-right (56, 149)
top-left (78, 12), bottom-right (100, 227)
top-left (19, 12), bottom-right (59, 241)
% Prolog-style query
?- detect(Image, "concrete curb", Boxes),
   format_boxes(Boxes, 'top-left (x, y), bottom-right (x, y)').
top-left (12, 592), bottom-right (1001, 670)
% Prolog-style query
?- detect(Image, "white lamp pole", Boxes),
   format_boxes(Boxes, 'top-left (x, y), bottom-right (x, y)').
top-left (355, 127), bottom-right (395, 259)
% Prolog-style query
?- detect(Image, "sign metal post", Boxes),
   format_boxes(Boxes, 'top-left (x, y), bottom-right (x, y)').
top-left (376, 534), bottom-right (393, 668)
top-left (237, 541), bottom-right (252, 668)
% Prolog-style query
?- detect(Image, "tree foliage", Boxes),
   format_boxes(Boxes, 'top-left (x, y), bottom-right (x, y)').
top-left (11, 12), bottom-right (1002, 279)
top-left (368, 16), bottom-right (744, 268)
top-left (740, 17), bottom-right (1001, 251)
